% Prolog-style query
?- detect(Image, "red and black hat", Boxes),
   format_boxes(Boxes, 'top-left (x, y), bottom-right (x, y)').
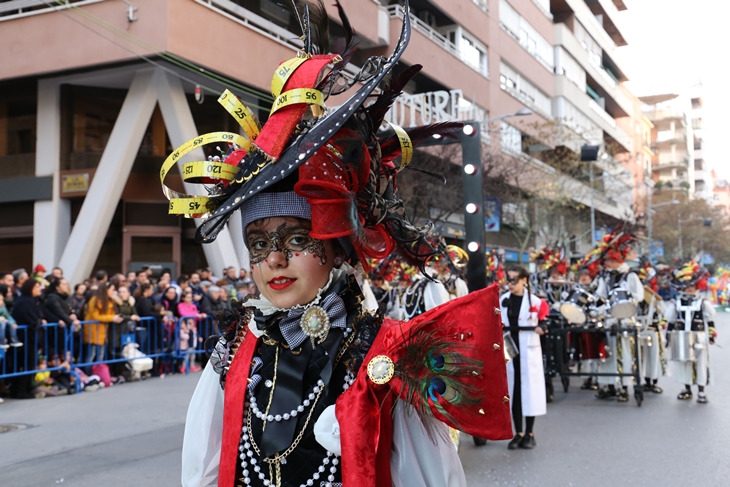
top-left (160, 0), bottom-right (460, 272)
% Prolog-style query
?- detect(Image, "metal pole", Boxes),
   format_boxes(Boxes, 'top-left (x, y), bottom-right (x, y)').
top-left (459, 123), bottom-right (487, 292)
top-left (590, 159), bottom-right (596, 245)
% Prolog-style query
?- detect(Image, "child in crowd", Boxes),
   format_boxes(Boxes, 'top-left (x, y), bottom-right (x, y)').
top-left (30, 356), bottom-right (64, 398)
top-left (49, 353), bottom-right (76, 395)
top-left (176, 292), bottom-right (205, 373)
top-left (0, 294), bottom-right (21, 348)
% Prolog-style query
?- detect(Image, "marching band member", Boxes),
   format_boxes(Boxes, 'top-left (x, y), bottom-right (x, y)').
top-left (529, 246), bottom-right (569, 403)
top-left (665, 261), bottom-right (715, 403)
top-left (501, 266), bottom-right (548, 450)
top-left (175, 4), bottom-right (514, 486)
top-left (530, 246), bottom-right (570, 309)
top-left (486, 248), bottom-right (506, 288)
top-left (594, 231), bottom-right (643, 403)
top-left (368, 274), bottom-right (390, 315)
top-left (438, 245), bottom-right (470, 299)
top-left (576, 265), bottom-right (602, 391)
top-left (637, 259), bottom-right (666, 394)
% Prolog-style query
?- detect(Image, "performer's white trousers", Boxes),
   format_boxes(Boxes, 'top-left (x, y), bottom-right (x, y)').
top-left (640, 329), bottom-right (662, 381)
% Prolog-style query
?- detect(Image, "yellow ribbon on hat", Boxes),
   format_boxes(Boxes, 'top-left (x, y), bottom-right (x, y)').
top-left (389, 123), bottom-right (413, 169)
top-left (160, 131), bottom-right (250, 217)
top-left (269, 88), bottom-right (326, 116)
top-left (270, 56), bottom-right (309, 97)
top-left (182, 161), bottom-right (238, 183)
top-left (217, 90), bottom-right (261, 142)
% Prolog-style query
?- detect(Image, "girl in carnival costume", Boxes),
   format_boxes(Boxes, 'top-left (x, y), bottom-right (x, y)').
top-left (168, 3), bottom-right (513, 486)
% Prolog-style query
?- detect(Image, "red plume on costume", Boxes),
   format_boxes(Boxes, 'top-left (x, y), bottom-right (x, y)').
top-left (295, 129), bottom-right (395, 269)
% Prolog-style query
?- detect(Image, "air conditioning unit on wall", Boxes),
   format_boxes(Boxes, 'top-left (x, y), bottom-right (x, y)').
top-left (418, 10), bottom-right (438, 28)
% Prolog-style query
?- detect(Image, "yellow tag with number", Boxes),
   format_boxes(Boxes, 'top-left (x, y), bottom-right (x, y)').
top-left (160, 131), bottom-right (249, 216)
top-left (269, 88), bottom-right (325, 116)
top-left (270, 57), bottom-right (309, 97)
top-left (168, 197), bottom-right (212, 216)
top-left (182, 161), bottom-right (238, 183)
top-left (217, 90), bottom-right (260, 141)
top-left (389, 123), bottom-right (413, 169)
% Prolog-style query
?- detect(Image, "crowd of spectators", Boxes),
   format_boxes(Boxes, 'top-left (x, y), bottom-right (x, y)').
top-left (0, 264), bottom-right (258, 403)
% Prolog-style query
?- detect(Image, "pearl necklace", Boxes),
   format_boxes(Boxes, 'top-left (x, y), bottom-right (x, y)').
top-left (239, 402), bottom-right (341, 487)
top-left (250, 379), bottom-right (325, 422)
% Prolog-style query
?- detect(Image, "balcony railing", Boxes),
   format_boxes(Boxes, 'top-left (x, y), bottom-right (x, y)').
top-left (588, 99), bottom-right (616, 128)
top-left (0, 0), bottom-right (106, 21)
top-left (386, 5), bottom-right (460, 59)
top-left (471, 0), bottom-right (488, 14)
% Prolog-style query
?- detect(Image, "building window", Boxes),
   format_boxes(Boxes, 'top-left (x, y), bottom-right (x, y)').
top-left (499, 0), bottom-right (554, 70)
top-left (0, 86), bottom-right (38, 180)
top-left (499, 61), bottom-right (551, 115)
top-left (500, 122), bottom-right (522, 154)
top-left (461, 33), bottom-right (488, 74)
top-left (692, 118), bottom-right (703, 129)
top-left (695, 159), bottom-right (704, 171)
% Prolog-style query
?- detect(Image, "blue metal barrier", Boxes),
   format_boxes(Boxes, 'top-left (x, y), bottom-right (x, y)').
top-left (0, 314), bottom-right (223, 387)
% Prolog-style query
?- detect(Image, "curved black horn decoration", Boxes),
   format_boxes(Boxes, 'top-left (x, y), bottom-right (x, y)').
top-left (195, 0), bottom-right (412, 243)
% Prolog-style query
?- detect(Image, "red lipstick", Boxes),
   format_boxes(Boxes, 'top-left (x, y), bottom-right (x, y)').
top-left (268, 276), bottom-right (297, 291)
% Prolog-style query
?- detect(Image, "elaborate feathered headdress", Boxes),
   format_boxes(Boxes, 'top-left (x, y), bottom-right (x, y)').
top-left (446, 245), bottom-right (469, 270)
top-left (485, 248), bottom-right (505, 284)
top-left (159, 0), bottom-right (460, 272)
top-left (573, 226), bottom-right (636, 275)
top-left (670, 260), bottom-right (709, 290)
top-left (529, 246), bottom-right (568, 275)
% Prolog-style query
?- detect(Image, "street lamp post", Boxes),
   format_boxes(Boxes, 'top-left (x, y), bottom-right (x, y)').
top-left (423, 108), bottom-right (533, 292)
top-left (580, 146), bottom-right (600, 244)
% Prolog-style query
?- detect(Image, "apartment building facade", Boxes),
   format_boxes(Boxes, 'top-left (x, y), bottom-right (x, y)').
top-left (641, 93), bottom-right (696, 195)
top-left (0, 0), bottom-right (642, 281)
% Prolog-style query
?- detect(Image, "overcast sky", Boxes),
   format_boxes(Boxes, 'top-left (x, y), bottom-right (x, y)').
top-left (618, 0), bottom-right (727, 177)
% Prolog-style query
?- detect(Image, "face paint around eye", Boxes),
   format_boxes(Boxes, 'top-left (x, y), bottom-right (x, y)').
top-left (246, 221), bottom-right (328, 265)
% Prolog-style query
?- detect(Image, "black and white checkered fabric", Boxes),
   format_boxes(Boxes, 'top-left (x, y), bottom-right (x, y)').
top-left (246, 356), bottom-right (264, 394)
top-left (279, 293), bottom-right (347, 349)
top-left (239, 191), bottom-right (311, 241)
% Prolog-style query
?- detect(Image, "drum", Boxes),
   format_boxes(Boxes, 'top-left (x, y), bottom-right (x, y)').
top-left (608, 288), bottom-right (636, 319)
top-left (670, 331), bottom-right (699, 362)
top-left (574, 331), bottom-right (608, 361)
top-left (559, 288), bottom-right (596, 324)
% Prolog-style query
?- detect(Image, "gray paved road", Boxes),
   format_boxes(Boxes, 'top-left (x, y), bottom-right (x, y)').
top-left (2, 312), bottom-right (729, 487)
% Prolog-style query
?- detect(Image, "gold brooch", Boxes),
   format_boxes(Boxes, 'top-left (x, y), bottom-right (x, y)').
top-left (300, 305), bottom-right (331, 347)
top-left (367, 355), bottom-right (395, 385)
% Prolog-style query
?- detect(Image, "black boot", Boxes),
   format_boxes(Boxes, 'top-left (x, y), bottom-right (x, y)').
top-left (508, 434), bottom-right (524, 450)
top-left (519, 434), bottom-right (536, 449)
top-left (617, 387), bottom-right (629, 402)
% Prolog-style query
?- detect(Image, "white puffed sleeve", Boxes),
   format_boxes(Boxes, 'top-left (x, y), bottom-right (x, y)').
top-left (361, 279), bottom-right (379, 312)
top-left (703, 299), bottom-right (717, 322)
top-left (664, 302), bottom-right (677, 324)
top-left (181, 362), bottom-right (224, 487)
top-left (391, 402), bottom-right (466, 487)
top-left (424, 280), bottom-right (450, 311)
top-left (454, 278), bottom-right (469, 299)
top-left (626, 272), bottom-right (644, 302)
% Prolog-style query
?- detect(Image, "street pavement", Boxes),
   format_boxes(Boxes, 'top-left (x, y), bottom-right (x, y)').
top-left (3, 311), bottom-right (730, 486)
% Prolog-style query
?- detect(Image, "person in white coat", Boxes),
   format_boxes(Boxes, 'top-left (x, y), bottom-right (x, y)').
top-left (501, 266), bottom-right (547, 450)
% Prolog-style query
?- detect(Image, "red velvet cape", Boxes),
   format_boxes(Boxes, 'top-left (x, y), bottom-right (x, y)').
top-left (218, 284), bottom-right (511, 487)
